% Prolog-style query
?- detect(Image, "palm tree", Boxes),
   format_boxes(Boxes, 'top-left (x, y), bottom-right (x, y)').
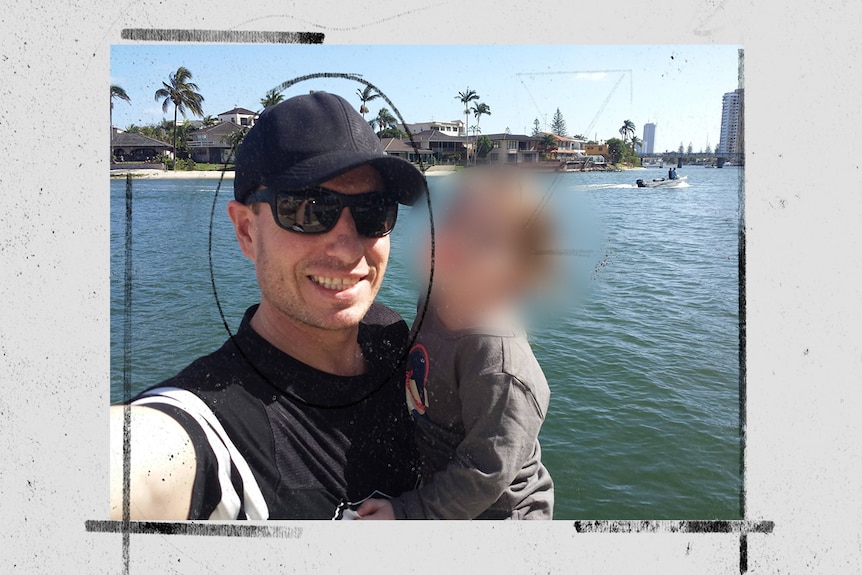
top-left (139, 124), bottom-right (166, 142)
top-left (154, 66), bottom-right (205, 169)
top-left (222, 128), bottom-right (248, 162)
top-left (541, 133), bottom-right (558, 160)
top-left (110, 85), bottom-right (131, 131)
top-left (172, 121), bottom-right (194, 155)
top-left (370, 107), bottom-right (397, 135)
top-left (456, 87), bottom-right (480, 163)
top-left (471, 102), bottom-right (491, 130)
top-left (202, 114), bottom-right (220, 127)
top-left (356, 85), bottom-right (382, 119)
top-left (619, 119), bottom-right (636, 144)
top-left (631, 135), bottom-right (642, 154)
top-left (261, 88), bottom-right (285, 109)
top-left (471, 102), bottom-right (491, 164)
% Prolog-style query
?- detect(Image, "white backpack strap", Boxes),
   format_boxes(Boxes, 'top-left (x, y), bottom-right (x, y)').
top-left (133, 387), bottom-right (269, 520)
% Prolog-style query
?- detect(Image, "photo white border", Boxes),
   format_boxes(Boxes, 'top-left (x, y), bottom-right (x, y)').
top-left (2, 0), bottom-right (859, 573)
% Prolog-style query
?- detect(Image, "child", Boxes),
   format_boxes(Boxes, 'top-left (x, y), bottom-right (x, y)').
top-left (356, 168), bottom-right (555, 520)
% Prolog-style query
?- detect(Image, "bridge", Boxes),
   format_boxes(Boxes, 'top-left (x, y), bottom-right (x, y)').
top-left (644, 152), bottom-right (745, 167)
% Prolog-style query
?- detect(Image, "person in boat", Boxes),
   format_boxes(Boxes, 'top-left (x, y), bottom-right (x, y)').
top-left (668, 167), bottom-right (673, 180)
top-left (108, 91), bottom-right (427, 520)
top-left (355, 168), bottom-right (554, 520)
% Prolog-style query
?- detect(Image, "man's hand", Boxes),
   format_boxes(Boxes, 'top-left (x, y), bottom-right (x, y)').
top-left (355, 498), bottom-right (396, 520)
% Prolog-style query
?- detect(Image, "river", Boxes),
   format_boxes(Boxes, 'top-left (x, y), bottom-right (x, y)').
top-left (110, 165), bottom-right (743, 520)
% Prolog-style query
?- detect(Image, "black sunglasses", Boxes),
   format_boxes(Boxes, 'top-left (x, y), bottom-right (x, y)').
top-left (245, 186), bottom-right (399, 238)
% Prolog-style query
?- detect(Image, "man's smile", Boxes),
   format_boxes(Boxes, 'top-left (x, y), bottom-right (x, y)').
top-left (308, 274), bottom-right (365, 291)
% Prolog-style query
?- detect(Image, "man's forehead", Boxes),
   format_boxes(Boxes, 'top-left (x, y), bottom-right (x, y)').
top-left (322, 165), bottom-right (385, 192)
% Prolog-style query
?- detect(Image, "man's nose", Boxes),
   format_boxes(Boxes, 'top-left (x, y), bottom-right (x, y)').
top-left (323, 207), bottom-right (365, 261)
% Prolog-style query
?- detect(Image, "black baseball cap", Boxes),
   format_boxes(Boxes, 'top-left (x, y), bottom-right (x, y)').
top-left (234, 91), bottom-right (427, 205)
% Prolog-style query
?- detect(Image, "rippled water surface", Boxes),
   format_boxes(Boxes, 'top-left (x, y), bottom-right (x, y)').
top-left (110, 166), bottom-right (743, 520)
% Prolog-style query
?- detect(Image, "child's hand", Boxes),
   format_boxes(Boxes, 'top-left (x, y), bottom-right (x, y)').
top-left (355, 498), bottom-right (396, 520)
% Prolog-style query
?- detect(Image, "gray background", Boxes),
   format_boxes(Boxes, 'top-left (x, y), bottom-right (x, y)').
top-left (1, 1), bottom-right (860, 573)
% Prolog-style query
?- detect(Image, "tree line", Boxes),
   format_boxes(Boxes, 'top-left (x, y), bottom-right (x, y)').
top-left (111, 67), bottom-right (290, 169)
top-left (113, 69), bottom-right (688, 169)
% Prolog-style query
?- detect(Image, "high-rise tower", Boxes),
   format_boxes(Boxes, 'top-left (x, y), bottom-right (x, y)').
top-left (717, 89), bottom-right (744, 155)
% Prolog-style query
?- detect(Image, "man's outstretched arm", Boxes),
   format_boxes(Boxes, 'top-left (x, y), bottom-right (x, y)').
top-left (109, 405), bottom-right (196, 520)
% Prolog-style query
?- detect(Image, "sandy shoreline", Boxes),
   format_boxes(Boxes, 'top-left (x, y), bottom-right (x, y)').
top-left (109, 165), bottom-right (649, 179)
top-left (110, 167), bottom-right (457, 179)
top-left (110, 169), bottom-right (236, 179)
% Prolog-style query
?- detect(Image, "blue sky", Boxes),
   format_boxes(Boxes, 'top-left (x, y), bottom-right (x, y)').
top-left (111, 44), bottom-right (741, 153)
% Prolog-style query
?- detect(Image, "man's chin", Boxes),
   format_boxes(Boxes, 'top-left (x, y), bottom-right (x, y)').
top-left (304, 301), bottom-right (375, 331)
top-left (300, 281), bottom-right (377, 326)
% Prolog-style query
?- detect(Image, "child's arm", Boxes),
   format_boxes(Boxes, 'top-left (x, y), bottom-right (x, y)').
top-left (388, 371), bottom-right (547, 519)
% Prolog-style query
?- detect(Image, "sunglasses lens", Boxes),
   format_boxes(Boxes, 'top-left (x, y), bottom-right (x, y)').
top-left (352, 200), bottom-right (399, 237)
top-left (276, 191), bottom-right (341, 233)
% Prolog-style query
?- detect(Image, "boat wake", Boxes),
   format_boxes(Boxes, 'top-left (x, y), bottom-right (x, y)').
top-left (582, 183), bottom-right (639, 190)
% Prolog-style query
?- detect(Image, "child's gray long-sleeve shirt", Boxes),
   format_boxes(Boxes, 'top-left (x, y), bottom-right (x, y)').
top-left (390, 308), bottom-right (554, 520)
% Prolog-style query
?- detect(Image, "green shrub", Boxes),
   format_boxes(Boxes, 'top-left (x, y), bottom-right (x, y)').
top-left (180, 158), bottom-right (196, 171)
top-left (156, 154), bottom-right (197, 170)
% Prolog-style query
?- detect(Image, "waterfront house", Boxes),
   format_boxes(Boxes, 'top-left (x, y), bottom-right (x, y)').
top-left (400, 120), bottom-right (465, 137)
top-left (187, 121), bottom-right (245, 163)
top-left (408, 129), bottom-right (469, 162)
top-left (482, 133), bottom-right (543, 165)
top-left (380, 138), bottom-right (435, 163)
top-left (389, 129), bottom-right (589, 166)
top-left (111, 128), bottom-right (170, 162)
top-left (217, 107), bottom-right (259, 128)
top-left (538, 132), bottom-right (585, 160)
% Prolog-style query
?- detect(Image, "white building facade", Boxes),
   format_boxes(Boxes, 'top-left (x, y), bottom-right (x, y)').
top-left (717, 89), bottom-right (744, 154)
top-left (401, 120), bottom-right (465, 136)
top-left (217, 107), bottom-right (259, 128)
top-left (642, 123), bottom-right (656, 155)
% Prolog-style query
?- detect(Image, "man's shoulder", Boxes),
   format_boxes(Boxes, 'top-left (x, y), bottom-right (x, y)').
top-left (359, 302), bottom-right (410, 369)
top-left (362, 302), bottom-right (407, 328)
top-left (135, 302), bottom-right (409, 401)
top-left (135, 340), bottom-right (256, 402)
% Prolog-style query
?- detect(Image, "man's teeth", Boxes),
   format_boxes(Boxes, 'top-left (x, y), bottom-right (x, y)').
top-left (310, 275), bottom-right (360, 290)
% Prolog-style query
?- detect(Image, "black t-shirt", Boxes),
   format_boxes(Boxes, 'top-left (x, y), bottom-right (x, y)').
top-left (132, 303), bottom-right (419, 520)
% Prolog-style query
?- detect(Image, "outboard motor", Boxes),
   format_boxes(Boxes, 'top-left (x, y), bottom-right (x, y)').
top-left (636, 179), bottom-right (645, 188)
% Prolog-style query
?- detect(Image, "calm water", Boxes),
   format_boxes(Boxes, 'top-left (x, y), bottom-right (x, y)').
top-left (110, 166), bottom-right (743, 520)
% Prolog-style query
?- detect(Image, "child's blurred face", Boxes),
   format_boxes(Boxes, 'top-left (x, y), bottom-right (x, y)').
top-left (432, 184), bottom-right (527, 318)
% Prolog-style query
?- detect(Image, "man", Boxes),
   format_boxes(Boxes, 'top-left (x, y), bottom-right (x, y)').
top-left (109, 91), bottom-right (427, 520)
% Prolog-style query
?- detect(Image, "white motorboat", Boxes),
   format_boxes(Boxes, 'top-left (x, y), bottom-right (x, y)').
top-left (635, 175), bottom-right (688, 188)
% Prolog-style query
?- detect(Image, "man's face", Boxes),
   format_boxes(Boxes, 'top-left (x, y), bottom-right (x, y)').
top-left (235, 165), bottom-right (390, 332)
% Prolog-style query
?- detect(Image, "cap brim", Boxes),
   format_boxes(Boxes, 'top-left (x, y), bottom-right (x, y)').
top-left (260, 151), bottom-right (428, 206)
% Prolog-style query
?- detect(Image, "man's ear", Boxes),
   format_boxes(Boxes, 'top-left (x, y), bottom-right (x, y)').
top-left (227, 200), bottom-right (257, 262)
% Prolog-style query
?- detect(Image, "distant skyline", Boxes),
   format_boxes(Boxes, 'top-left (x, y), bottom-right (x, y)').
top-left (111, 45), bottom-right (741, 153)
